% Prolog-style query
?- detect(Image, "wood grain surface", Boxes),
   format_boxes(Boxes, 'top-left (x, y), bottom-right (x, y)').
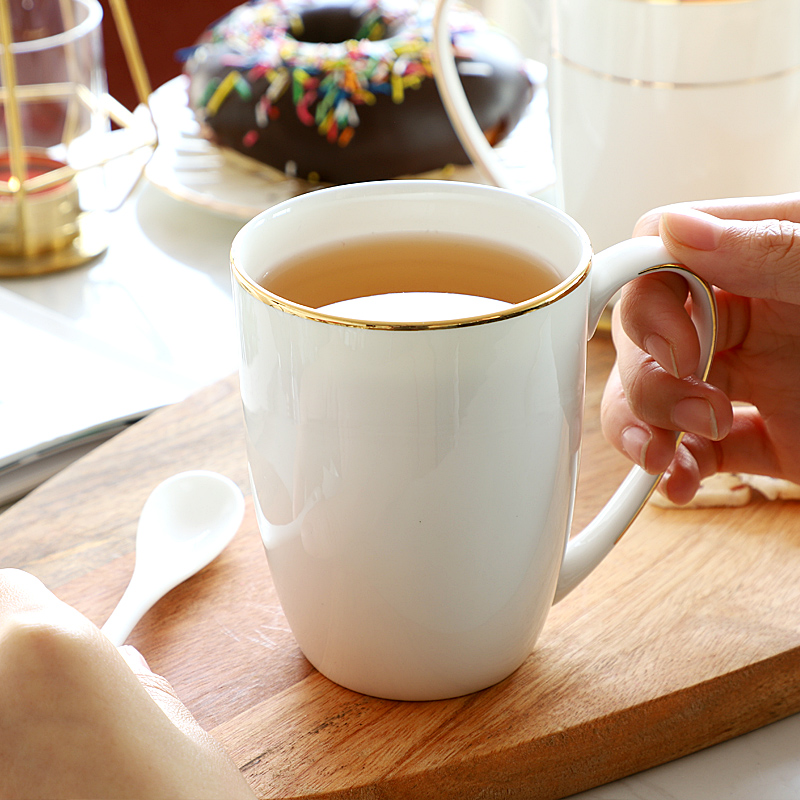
top-left (2, 335), bottom-right (799, 800)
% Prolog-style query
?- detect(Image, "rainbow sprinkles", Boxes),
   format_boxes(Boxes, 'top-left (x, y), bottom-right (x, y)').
top-left (180, 0), bottom-right (535, 183)
top-left (183, 0), bottom-right (477, 150)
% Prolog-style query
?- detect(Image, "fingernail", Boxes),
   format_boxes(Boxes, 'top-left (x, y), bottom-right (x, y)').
top-left (644, 333), bottom-right (679, 377)
top-left (621, 425), bottom-right (652, 469)
top-left (661, 209), bottom-right (726, 251)
top-left (672, 397), bottom-right (719, 439)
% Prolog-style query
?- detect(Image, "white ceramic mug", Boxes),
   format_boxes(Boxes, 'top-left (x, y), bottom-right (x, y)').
top-left (230, 180), bottom-right (716, 701)
top-left (433, 0), bottom-right (800, 250)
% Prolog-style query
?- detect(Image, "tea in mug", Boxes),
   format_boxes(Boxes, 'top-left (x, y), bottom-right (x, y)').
top-left (258, 232), bottom-right (561, 321)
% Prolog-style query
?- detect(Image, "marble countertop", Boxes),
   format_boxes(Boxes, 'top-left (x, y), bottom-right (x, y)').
top-left (1, 178), bottom-right (797, 799)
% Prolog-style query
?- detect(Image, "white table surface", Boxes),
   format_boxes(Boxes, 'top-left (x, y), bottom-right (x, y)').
top-left (1, 181), bottom-right (243, 389)
top-left (1, 177), bottom-right (797, 799)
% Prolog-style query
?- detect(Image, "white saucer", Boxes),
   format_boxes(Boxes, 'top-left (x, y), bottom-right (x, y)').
top-left (145, 69), bottom-right (555, 221)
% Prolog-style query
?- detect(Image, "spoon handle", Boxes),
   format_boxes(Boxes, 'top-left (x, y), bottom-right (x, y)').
top-left (101, 571), bottom-right (162, 646)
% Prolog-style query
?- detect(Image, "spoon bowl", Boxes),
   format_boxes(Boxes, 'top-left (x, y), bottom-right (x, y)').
top-left (101, 470), bottom-right (245, 646)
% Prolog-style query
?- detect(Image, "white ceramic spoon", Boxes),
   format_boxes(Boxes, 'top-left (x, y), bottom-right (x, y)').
top-left (101, 470), bottom-right (245, 646)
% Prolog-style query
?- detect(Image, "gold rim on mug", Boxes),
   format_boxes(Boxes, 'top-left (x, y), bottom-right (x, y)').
top-left (230, 254), bottom-right (593, 332)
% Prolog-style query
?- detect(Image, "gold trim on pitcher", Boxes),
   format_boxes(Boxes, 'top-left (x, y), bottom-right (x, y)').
top-left (553, 49), bottom-right (800, 90)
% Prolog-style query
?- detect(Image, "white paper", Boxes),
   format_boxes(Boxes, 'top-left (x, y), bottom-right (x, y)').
top-left (0, 287), bottom-right (194, 504)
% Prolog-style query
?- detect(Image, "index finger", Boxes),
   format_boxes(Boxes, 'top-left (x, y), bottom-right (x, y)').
top-left (618, 271), bottom-right (701, 379)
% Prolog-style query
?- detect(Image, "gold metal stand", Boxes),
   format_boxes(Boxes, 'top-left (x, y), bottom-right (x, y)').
top-left (0, 0), bottom-right (155, 276)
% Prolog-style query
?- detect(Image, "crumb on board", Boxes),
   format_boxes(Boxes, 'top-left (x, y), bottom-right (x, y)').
top-left (650, 473), bottom-right (800, 509)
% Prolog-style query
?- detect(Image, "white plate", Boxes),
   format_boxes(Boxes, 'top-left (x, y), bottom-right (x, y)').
top-left (145, 70), bottom-right (555, 221)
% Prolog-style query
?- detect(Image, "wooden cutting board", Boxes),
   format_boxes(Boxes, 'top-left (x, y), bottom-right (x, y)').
top-left (2, 335), bottom-right (799, 800)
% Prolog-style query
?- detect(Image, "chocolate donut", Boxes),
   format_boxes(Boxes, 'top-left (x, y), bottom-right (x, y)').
top-left (181, 0), bottom-right (534, 183)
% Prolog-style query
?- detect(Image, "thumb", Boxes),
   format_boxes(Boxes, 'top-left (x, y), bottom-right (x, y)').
top-left (659, 208), bottom-right (800, 303)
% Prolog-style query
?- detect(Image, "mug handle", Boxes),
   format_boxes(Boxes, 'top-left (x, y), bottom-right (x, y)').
top-left (431, 0), bottom-right (522, 192)
top-left (554, 235), bottom-right (718, 602)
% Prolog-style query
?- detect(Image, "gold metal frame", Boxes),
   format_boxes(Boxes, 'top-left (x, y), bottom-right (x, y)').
top-left (0, 0), bottom-right (155, 276)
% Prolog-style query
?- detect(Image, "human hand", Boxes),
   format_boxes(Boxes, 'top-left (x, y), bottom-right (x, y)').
top-left (0, 568), bottom-right (257, 800)
top-left (600, 192), bottom-right (800, 504)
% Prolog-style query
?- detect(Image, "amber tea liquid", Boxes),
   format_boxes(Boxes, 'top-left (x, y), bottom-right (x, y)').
top-left (258, 232), bottom-right (561, 321)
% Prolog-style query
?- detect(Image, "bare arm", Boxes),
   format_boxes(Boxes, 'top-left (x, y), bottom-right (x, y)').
top-left (0, 569), bottom-right (257, 800)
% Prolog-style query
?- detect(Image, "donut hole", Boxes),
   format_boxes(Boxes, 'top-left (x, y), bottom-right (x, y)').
top-left (294, 4), bottom-right (378, 44)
